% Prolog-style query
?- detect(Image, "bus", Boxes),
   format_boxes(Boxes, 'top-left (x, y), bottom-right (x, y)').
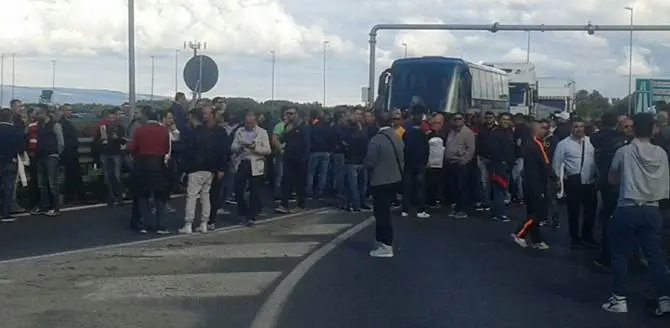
top-left (375, 56), bottom-right (509, 113)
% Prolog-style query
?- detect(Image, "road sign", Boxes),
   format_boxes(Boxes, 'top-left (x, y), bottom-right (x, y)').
top-left (183, 55), bottom-right (219, 93)
top-left (635, 78), bottom-right (670, 113)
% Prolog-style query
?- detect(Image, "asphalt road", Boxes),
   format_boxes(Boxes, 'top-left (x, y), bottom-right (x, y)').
top-left (277, 208), bottom-right (669, 328)
top-left (0, 193), bottom-right (317, 262)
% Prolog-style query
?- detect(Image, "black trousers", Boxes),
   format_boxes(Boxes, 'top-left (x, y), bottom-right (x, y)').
top-left (402, 168), bottom-right (426, 212)
top-left (61, 149), bottom-right (85, 203)
top-left (598, 183), bottom-right (618, 263)
top-left (444, 163), bottom-right (468, 212)
top-left (281, 157), bottom-right (306, 209)
top-left (372, 183), bottom-right (398, 246)
top-left (27, 155), bottom-right (40, 208)
top-left (209, 174), bottom-right (225, 225)
top-left (564, 179), bottom-right (598, 244)
top-left (425, 168), bottom-right (442, 205)
top-left (235, 160), bottom-right (263, 220)
top-left (516, 191), bottom-right (547, 243)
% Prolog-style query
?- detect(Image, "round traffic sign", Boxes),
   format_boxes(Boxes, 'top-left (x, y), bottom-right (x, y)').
top-left (183, 55), bottom-right (219, 93)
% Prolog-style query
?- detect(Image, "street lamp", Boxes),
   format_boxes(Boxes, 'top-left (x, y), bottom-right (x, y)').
top-left (174, 49), bottom-right (179, 94)
top-left (11, 53), bottom-right (15, 99)
top-left (128, 0), bottom-right (137, 127)
top-left (51, 60), bottom-right (56, 90)
top-left (625, 6), bottom-right (634, 115)
top-left (402, 42), bottom-right (408, 57)
top-left (323, 41), bottom-right (329, 107)
top-left (270, 50), bottom-right (276, 102)
top-left (0, 53), bottom-right (4, 106)
top-left (150, 55), bottom-right (156, 102)
top-left (526, 31), bottom-right (531, 63)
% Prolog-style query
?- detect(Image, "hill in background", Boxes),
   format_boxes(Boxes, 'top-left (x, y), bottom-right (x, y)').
top-left (0, 85), bottom-right (167, 106)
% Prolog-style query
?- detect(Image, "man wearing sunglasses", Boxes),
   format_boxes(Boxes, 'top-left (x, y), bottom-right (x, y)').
top-left (444, 113), bottom-right (476, 219)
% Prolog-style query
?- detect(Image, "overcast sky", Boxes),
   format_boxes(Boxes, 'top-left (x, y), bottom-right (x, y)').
top-left (0, 0), bottom-right (668, 105)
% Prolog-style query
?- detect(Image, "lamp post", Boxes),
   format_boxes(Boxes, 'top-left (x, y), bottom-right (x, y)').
top-left (174, 49), bottom-right (179, 94)
top-left (0, 53), bottom-right (4, 106)
top-left (322, 40), bottom-right (329, 107)
top-left (128, 0), bottom-right (137, 126)
top-left (51, 60), bottom-right (56, 90)
top-left (526, 31), bottom-right (531, 63)
top-left (402, 42), bottom-right (408, 57)
top-left (625, 6), bottom-right (634, 115)
top-left (270, 50), bottom-right (275, 102)
top-left (150, 55), bottom-right (155, 102)
top-left (11, 53), bottom-right (15, 99)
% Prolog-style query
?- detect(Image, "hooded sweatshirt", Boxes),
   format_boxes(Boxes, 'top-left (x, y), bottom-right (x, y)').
top-left (611, 139), bottom-right (670, 207)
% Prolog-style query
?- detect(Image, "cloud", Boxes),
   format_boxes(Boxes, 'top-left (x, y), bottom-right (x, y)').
top-left (501, 47), bottom-right (576, 70)
top-left (616, 46), bottom-right (660, 76)
top-left (0, 0), bottom-right (353, 57)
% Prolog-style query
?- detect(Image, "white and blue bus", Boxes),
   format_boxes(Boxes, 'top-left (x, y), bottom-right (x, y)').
top-left (375, 56), bottom-right (510, 113)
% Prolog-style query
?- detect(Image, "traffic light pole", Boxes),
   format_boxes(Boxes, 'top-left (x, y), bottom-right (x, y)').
top-left (367, 22), bottom-right (670, 110)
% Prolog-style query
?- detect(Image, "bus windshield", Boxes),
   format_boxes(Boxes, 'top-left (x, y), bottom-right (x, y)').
top-left (389, 60), bottom-right (460, 112)
top-left (509, 83), bottom-right (527, 106)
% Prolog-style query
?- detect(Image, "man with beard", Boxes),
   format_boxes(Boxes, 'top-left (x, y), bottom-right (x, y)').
top-left (591, 112), bottom-right (632, 270)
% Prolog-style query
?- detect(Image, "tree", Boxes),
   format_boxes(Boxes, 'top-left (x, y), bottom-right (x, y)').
top-left (574, 89), bottom-right (613, 119)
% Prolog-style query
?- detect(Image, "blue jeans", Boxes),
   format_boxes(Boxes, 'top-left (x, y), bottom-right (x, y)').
top-left (331, 153), bottom-right (346, 198)
top-left (306, 152), bottom-right (330, 197)
top-left (100, 154), bottom-right (123, 203)
top-left (1, 163), bottom-right (18, 218)
top-left (610, 206), bottom-right (670, 297)
top-left (273, 155), bottom-right (283, 197)
top-left (37, 156), bottom-right (60, 210)
top-left (346, 164), bottom-right (367, 209)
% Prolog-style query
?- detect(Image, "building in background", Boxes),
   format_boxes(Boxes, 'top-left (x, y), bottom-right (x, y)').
top-left (482, 62), bottom-right (538, 116)
top-left (535, 77), bottom-right (576, 118)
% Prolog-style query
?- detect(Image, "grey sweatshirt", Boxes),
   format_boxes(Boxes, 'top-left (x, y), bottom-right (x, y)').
top-left (610, 139), bottom-right (670, 206)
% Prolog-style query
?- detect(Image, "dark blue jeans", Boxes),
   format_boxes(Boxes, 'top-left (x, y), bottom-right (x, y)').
top-left (610, 206), bottom-right (670, 297)
top-left (331, 153), bottom-right (346, 199)
top-left (345, 164), bottom-right (368, 209)
top-left (1, 163), bottom-right (18, 218)
top-left (37, 156), bottom-right (60, 211)
top-left (100, 154), bottom-right (123, 203)
top-left (306, 152), bottom-right (330, 197)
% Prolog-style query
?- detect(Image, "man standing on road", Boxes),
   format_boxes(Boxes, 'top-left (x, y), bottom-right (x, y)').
top-left (602, 113), bottom-right (670, 315)
top-left (444, 112), bottom-right (476, 219)
top-left (33, 105), bottom-right (64, 217)
top-left (9, 99), bottom-right (26, 214)
top-left (365, 112), bottom-right (404, 258)
top-left (276, 107), bottom-right (310, 214)
top-left (0, 109), bottom-right (25, 222)
top-left (487, 112), bottom-right (515, 223)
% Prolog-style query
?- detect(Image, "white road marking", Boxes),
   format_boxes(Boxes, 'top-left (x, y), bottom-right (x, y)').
top-left (12, 194), bottom-right (186, 217)
top-left (142, 242), bottom-right (319, 258)
top-left (0, 207), bottom-right (329, 265)
top-left (78, 272), bottom-right (282, 300)
top-left (250, 216), bottom-right (375, 328)
top-left (277, 223), bottom-right (352, 236)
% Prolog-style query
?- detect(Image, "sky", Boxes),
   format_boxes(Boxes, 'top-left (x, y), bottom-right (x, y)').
top-left (0, 0), bottom-right (669, 106)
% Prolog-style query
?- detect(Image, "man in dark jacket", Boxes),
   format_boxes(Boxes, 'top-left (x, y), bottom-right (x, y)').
top-left (94, 107), bottom-right (126, 206)
top-left (512, 120), bottom-right (552, 250)
top-left (306, 110), bottom-right (332, 199)
top-left (0, 109), bottom-right (25, 221)
top-left (343, 112), bottom-right (370, 211)
top-left (58, 105), bottom-right (85, 204)
top-left (590, 112), bottom-right (631, 270)
top-left (487, 112), bottom-right (515, 222)
top-left (33, 105), bottom-right (64, 217)
top-left (401, 105), bottom-right (430, 218)
top-left (169, 92), bottom-right (189, 134)
top-left (511, 114), bottom-right (530, 203)
top-left (476, 111), bottom-right (496, 207)
top-left (204, 105), bottom-right (230, 230)
top-left (276, 107), bottom-right (310, 213)
top-left (9, 99), bottom-right (26, 214)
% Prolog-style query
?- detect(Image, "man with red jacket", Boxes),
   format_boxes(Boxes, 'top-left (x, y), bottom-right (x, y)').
top-left (128, 106), bottom-right (170, 234)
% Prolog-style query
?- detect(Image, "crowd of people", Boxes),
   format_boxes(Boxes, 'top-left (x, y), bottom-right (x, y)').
top-left (1, 93), bottom-right (670, 315)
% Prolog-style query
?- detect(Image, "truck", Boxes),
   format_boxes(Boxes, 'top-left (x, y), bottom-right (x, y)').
top-left (535, 78), bottom-right (576, 118)
top-left (481, 62), bottom-right (538, 116)
top-left (374, 56), bottom-right (510, 113)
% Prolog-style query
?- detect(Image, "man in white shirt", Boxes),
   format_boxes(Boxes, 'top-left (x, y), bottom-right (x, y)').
top-left (552, 117), bottom-right (598, 249)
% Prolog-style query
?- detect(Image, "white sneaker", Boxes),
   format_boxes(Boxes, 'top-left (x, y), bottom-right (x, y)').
top-left (602, 295), bottom-right (628, 313)
top-left (510, 233), bottom-right (528, 248)
top-left (401, 212), bottom-right (409, 217)
top-left (655, 296), bottom-right (670, 316)
top-left (416, 212), bottom-right (430, 219)
top-left (453, 212), bottom-right (467, 219)
top-left (369, 243), bottom-right (394, 258)
top-left (196, 222), bottom-right (208, 234)
top-left (178, 224), bottom-right (192, 234)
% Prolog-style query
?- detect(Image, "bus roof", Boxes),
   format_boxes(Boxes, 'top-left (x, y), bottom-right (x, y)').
top-left (392, 56), bottom-right (507, 75)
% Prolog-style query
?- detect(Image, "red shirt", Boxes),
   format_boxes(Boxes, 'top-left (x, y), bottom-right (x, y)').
top-left (26, 121), bottom-right (40, 154)
top-left (128, 122), bottom-right (170, 157)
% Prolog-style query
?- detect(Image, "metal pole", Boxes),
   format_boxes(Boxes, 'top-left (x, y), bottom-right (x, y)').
top-left (174, 49), bottom-right (179, 94)
top-left (0, 53), bottom-right (4, 107)
top-left (270, 50), bottom-right (275, 102)
top-left (323, 40), bottom-right (329, 107)
top-left (526, 31), bottom-right (531, 63)
top-left (127, 0), bottom-right (137, 127)
top-left (402, 43), bottom-right (407, 57)
top-left (625, 7), bottom-right (634, 115)
top-left (366, 22), bottom-right (670, 106)
top-left (11, 53), bottom-right (15, 99)
top-left (197, 53), bottom-right (203, 101)
top-left (51, 60), bottom-right (56, 90)
top-left (150, 55), bottom-right (155, 102)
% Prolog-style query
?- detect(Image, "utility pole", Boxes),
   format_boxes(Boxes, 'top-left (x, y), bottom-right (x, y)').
top-left (323, 40), bottom-right (329, 107)
top-left (184, 40), bottom-right (206, 103)
top-left (526, 31), bottom-right (531, 63)
top-left (402, 42), bottom-right (407, 57)
top-left (0, 53), bottom-right (4, 107)
top-left (51, 60), bottom-right (56, 90)
top-left (625, 6), bottom-right (634, 115)
top-left (174, 49), bottom-right (179, 95)
top-left (150, 55), bottom-right (156, 103)
top-left (270, 50), bottom-right (276, 102)
top-left (11, 53), bottom-right (15, 99)
top-left (128, 0), bottom-right (137, 127)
